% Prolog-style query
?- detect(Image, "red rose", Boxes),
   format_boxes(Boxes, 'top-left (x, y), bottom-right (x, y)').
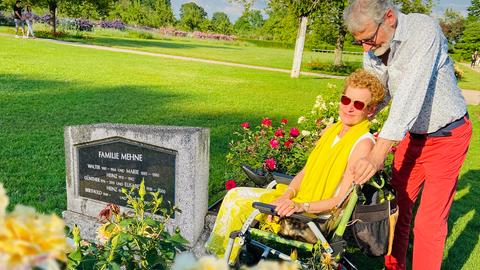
top-left (315, 119), bottom-right (323, 126)
top-left (265, 158), bottom-right (277, 171)
top-left (261, 117), bottom-right (272, 127)
top-left (269, 139), bottom-right (280, 149)
top-left (281, 118), bottom-right (288, 125)
top-left (274, 128), bottom-right (285, 138)
top-left (241, 122), bottom-right (250, 129)
top-left (284, 139), bottom-right (294, 148)
top-left (225, 179), bottom-right (237, 190)
top-left (373, 132), bottom-right (379, 140)
top-left (389, 146), bottom-right (397, 153)
top-left (290, 128), bottom-right (300, 137)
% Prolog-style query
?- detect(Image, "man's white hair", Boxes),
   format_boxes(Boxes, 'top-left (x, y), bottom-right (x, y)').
top-left (344, 0), bottom-right (396, 33)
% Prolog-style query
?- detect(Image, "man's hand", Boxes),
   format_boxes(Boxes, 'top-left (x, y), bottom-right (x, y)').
top-left (350, 137), bottom-right (396, 184)
top-left (351, 154), bottom-right (384, 184)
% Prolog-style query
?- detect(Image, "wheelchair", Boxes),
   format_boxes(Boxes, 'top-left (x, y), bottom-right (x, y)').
top-left (223, 165), bottom-right (395, 269)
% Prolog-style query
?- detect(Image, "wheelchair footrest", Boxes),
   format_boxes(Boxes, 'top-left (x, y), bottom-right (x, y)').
top-left (249, 228), bottom-right (314, 252)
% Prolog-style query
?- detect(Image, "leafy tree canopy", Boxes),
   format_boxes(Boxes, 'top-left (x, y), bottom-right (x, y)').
top-left (439, 8), bottom-right (465, 45)
top-left (179, 2), bottom-right (207, 31)
top-left (211, 12), bottom-right (233, 34)
top-left (467, 0), bottom-right (480, 20)
top-left (392, 0), bottom-right (433, 14)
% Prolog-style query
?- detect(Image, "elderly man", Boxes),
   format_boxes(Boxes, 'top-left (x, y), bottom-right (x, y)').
top-left (343, 0), bottom-right (472, 269)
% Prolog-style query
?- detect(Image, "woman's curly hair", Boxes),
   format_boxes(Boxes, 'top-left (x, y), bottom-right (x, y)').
top-left (343, 68), bottom-right (385, 106)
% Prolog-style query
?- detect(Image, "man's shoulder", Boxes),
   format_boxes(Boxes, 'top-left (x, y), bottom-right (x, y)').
top-left (403, 13), bottom-right (437, 28)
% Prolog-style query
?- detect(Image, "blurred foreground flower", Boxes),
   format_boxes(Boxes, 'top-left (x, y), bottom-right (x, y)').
top-left (0, 184), bottom-right (67, 270)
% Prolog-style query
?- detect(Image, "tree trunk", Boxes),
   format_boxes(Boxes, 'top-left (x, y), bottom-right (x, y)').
top-left (291, 16), bottom-right (308, 78)
top-left (333, 25), bottom-right (346, 66)
top-left (49, 3), bottom-right (57, 34)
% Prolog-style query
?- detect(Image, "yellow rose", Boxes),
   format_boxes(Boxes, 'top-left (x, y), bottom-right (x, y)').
top-left (0, 205), bottom-right (67, 268)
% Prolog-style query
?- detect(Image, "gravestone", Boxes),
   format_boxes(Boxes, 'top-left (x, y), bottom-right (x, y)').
top-left (63, 124), bottom-right (209, 244)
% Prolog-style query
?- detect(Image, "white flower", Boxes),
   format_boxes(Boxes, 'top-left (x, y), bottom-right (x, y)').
top-left (372, 119), bottom-right (379, 124)
top-left (301, 130), bottom-right (311, 136)
top-left (297, 116), bottom-right (306, 124)
top-left (329, 101), bottom-right (335, 106)
top-left (327, 83), bottom-right (337, 89)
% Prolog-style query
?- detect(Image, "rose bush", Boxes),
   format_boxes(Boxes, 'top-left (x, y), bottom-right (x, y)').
top-left (67, 180), bottom-right (188, 270)
top-left (225, 88), bottom-right (391, 188)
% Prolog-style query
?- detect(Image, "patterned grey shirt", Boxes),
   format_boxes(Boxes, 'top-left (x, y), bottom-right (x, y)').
top-left (364, 12), bottom-right (467, 141)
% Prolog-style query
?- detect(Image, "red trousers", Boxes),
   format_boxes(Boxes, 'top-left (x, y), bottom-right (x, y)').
top-left (384, 117), bottom-right (472, 270)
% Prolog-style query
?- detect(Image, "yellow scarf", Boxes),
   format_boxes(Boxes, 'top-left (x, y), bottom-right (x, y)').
top-left (293, 119), bottom-right (370, 203)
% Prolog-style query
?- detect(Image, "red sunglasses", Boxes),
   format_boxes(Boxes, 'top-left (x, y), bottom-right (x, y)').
top-left (340, 95), bottom-right (367, 110)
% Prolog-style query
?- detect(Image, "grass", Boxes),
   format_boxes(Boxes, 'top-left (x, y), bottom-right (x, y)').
top-left (457, 64), bottom-right (480, 91)
top-left (0, 35), bottom-right (341, 212)
top-left (2, 24), bottom-right (478, 90)
top-left (0, 34), bottom-right (478, 269)
top-left (0, 25), bottom-right (363, 75)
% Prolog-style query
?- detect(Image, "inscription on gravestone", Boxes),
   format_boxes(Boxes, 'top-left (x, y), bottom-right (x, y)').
top-left (76, 137), bottom-right (176, 211)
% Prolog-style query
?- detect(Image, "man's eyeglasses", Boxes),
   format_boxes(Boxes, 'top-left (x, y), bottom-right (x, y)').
top-left (354, 22), bottom-right (382, 46)
top-left (340, 95), bottom-right (367, 110)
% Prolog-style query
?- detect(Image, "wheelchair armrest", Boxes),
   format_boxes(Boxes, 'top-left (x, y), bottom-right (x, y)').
top-left (241, 164), bottom-right (268, 185)
top-left (271, 172), bottom-right (294, 185)
top-left (252, 202), bottom-right (318, 223)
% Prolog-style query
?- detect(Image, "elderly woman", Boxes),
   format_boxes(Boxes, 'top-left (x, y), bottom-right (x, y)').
top-left (206, 69), bottom-right (385, 259)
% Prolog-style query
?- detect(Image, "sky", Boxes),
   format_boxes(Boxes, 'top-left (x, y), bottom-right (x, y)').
top-left (171, 0), bottom-right (472, 22)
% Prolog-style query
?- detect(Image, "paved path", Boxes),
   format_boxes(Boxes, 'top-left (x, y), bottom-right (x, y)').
top-left (2, 33), bottom-right (479, 104)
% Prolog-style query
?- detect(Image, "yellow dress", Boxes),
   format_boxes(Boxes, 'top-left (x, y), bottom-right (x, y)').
top-left (206, 120), bottom-right (370, 259)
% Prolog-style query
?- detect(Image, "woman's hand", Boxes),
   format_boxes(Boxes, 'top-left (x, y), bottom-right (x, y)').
top-left (274, 199), bottom-right (303, 217)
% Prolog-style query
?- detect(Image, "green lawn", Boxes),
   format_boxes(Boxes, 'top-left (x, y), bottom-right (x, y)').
top-left (1, 25), bottom-right (363, 73)
top-left (458, 64), bottom-right (480, 91)
top-left (0, 34), bottom-right (478, 269)
top-left (0, 35), bottom-right (342, 211)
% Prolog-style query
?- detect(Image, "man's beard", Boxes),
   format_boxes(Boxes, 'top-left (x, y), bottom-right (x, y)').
top-left (373, 42), bottom-right (391, 56)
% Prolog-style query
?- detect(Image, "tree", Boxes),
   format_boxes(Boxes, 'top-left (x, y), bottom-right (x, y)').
top-left (467, 0), bottom-right (480, 20)
top-left (211, 12), bottom-right (233, 34)
top-left (150, 0), bottom-right (175, 27)
top-left (30, 0), bottom-right (65, 33)
top-left (179, 2), bottom-right (207, 31)
top-left (59, 0), bottom-right (116, 19)
top-left (392, 0), bottom-right (433, 14)
top-left (454, 20), bottom-right (480, 59)
top-left (233, 9), bottom-right (264, 35)
top-left (439, 8), bottom-right (465, 45)
top-left (260, 2), bottom-right (298, 42)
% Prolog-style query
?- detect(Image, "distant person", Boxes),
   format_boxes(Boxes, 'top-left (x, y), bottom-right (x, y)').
top-left (471, 50), bottom-right (478, 67)
top-left (24, 3), bottom-right (35, 38)
top-left (13, 1), bottom-right (25, 38)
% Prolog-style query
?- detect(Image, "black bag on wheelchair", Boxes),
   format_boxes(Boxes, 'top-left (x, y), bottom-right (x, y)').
top-left (351, 173), bottom-right (398, 257)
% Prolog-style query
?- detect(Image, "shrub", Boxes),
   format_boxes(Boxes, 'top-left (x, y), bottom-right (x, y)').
top-left (99, 19), bottom-right (126, 30)
top-left (67, 180), bottom-right (188, 269)
top-left (0, 12), bottom-right (14, 26)
top-left (224, 86), bottom-right (392, 188)
top-left (74, 18), bottom-right (94, 32)
top-left (454, 63), bottom-right (464, 80)
top-left (305, 59), bottom-right (361, 75)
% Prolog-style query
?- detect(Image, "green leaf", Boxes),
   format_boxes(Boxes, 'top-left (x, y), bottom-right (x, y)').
top-left (68, 249), bottom-right (82, 261)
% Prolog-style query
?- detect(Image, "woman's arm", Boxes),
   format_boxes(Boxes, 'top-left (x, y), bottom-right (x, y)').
top-left (272, 137), bottom-right (375, 218)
